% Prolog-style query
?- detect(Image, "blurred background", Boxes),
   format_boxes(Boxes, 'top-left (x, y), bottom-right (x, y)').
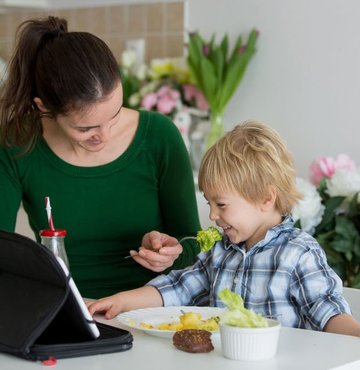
top-left (1, 0), bottom-right (359, 231)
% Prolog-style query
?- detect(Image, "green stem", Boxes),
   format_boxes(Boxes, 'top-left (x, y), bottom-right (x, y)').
top-left (206, 112), bottom-right (224, 150)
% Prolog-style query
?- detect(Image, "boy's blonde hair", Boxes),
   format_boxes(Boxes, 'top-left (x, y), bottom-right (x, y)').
top-left (198, 120), bottom-right (302, 215)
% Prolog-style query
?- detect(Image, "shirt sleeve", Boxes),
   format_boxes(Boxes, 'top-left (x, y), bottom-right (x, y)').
top-left (148, 112), bottom-right (201, 269)
top-left (146, 253), bottom-right (211, 306)
top-left (290, 245), bottom-right (351, 330)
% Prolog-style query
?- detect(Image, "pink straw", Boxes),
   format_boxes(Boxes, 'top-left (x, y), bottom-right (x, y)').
top-left (44, 196), bottom-right (55, 231)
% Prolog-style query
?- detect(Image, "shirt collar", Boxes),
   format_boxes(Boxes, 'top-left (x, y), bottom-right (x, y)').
top-left (224, 215), bottom-right (294, 251)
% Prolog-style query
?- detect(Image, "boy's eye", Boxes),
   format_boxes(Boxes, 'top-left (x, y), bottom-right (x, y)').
top-left (217, 203), bottom-right (226, 208)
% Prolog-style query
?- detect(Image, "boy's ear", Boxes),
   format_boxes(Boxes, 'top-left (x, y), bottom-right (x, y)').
top-left (261, 186), bottom-right (277, 211)
top-left (33, 97), bottom-right (49, 113)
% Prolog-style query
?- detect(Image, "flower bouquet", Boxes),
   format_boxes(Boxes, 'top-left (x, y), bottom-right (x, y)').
top-left (292, 154), bottom-right (360, 287)
top-left (119, 50), bottom-right (210, 153)
top-left (186, 29), bottom-right (259, 149)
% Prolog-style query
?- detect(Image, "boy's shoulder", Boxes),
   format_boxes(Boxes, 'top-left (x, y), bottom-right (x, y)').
top-left (285, 226), bottom-right (322, 252)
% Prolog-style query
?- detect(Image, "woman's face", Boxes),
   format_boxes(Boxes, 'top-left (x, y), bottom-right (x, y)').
top-left (53, 83), bottom-right (123, 152)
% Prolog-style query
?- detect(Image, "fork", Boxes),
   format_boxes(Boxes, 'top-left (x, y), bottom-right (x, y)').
top-left (123, 236), bottom-right (196, 259)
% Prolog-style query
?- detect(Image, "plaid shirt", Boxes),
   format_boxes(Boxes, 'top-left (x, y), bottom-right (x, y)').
top-left (148, 216), bottom-right (351, 330)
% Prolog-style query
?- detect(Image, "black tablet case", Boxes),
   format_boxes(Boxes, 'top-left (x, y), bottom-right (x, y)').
top-left (0, 230), bottom-right (133, 361)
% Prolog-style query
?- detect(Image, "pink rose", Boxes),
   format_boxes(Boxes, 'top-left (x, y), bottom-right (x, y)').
top-left (183, 84), bottom-right (197, 101)
top-left (156, 85), bottom-right (180, 100)
top-left (195, 91), bottom-right (209, 111)
top-left (183, 84), bottom-right (209, 111)
top-left (309, 156), bottom-right (336, 186)
top-left (141, 93), bottom-right (157, 110)
top-left (156, 95), bottom-right (176, 114)
top-left (309, 154), bottom-right (357, 186)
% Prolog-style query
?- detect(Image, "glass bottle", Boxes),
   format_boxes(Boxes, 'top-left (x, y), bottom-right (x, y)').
top-left (39, 229), bottom-right (69, 269)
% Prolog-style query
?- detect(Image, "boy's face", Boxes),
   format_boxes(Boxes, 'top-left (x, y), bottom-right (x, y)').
top-left (205, 189), bottom-right (278, 249)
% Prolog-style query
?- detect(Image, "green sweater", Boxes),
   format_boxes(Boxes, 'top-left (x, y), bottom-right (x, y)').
top-left (0, 110), bottom-right (201, 298)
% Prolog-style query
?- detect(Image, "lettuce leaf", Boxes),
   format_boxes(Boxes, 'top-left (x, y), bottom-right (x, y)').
top-left (219, 289), bottom-right (268, 328)
top-left (196, 226), bottom-right (222, 252)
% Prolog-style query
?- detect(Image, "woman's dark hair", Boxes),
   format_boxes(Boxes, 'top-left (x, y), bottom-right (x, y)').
top-left (0, 16), bottom-right (120, 151)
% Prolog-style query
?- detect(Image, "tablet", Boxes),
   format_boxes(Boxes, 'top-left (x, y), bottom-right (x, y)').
top-left (55, 257), bottom-right (100, 339)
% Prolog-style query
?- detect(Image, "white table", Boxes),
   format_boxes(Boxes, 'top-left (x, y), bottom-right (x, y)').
top-left (1, 314), bottom-right (360, 370)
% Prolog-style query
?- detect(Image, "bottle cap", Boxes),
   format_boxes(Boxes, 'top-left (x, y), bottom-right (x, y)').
top-left (39, 229), bottom-right (67, 237)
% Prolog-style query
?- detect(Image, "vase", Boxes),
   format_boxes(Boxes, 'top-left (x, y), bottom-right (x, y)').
top-left (188, 111), bottom-right (224, 172)
top-left (205, 112), bottom-right (224, 150)
top-left (187, 110), bottom-right (211, 173)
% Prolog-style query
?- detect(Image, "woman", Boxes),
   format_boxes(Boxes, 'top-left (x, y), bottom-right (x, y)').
top-left (0, 16), bottom-right (200, 298)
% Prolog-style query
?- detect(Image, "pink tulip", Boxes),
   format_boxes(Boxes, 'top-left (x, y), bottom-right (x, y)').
top-left (203, 44), bottom-right (210, 56)
top-left (239, 46), bottom-right (247, 54)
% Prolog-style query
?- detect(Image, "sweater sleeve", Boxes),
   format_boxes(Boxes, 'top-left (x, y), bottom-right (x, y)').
top-left (147, 112), bottom-right (201, 269)
top-left (0, 148), bottom-right (23, 231)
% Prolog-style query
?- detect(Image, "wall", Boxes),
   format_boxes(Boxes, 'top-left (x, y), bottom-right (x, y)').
top-left (8, 0), bottom-right (360, 232)
top-left (0, 1), bottom-right (184, 63)
top-left (186, 0), bottom-right (360, 179)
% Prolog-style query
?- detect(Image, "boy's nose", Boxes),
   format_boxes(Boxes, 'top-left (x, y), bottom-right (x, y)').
top-left (209, 209), bottom-right (219, 221)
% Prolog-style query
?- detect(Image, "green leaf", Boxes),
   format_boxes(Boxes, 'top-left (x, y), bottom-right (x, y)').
top-left (315, 196), bottom-right (345, 232)
top-left (228, 34), bottom-right (243, 64)
top-left (335, 215), bottom-right (359, 240)
top-left (352, 274), bottom-right (360, 289)
top-left (199, 57), bottom-right (218, 108)
top-left (218, 54), bottom-right (249, 110)
top-left (220, 33), bottom-right (229, 61)
top-left (348, 192), bottom-right (360, 217)
top-left (331, 238), bottom-right (354, 254)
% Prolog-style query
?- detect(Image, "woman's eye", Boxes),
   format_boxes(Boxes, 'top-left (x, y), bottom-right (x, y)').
top-left (77, 128), bottom-right (91, 133)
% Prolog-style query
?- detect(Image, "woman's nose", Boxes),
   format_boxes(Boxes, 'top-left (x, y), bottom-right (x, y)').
top-left (95, 126), bottom-right (111, 142)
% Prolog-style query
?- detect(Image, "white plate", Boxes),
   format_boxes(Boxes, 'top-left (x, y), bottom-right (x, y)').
top-left (117, 306), bottom-right (224, 338)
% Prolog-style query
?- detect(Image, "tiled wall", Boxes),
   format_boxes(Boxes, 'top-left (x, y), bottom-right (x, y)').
top-left (0, 1), bottom-right (184, 64)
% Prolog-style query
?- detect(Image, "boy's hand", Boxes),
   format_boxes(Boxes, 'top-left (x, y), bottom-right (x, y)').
top-left (129, 231), bottom-right (182, 272)
top-left (86, 293), bottom-right (124, 319)
top-left (86, 286), bottom-right (163, 320)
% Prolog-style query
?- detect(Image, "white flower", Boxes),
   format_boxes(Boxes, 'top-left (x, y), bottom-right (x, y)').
top-left (292, 177), bottom-right (325, 235)
top-left (326, 169), bottom-right (360, 203)
top-left (135, 63), bottom-right (148, 81)
top-left (121, 49), bottom-right (137, 69)
top-left (128, 92), bottom-right (141, 107)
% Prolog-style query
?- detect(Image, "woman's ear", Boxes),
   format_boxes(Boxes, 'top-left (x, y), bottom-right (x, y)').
top-left (33, 97), bottom-right (48, 112)
top-left (261, 186), bottom-right (277, 211)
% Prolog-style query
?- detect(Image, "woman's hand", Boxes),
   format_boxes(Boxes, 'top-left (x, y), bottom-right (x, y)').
top-left (129, 231), bottom-right (182, 272)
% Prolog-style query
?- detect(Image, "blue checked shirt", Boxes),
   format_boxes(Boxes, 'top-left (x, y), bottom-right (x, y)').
top-left (147, 216), bottom-right (351, 330)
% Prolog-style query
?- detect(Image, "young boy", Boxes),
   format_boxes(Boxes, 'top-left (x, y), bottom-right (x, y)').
top-left (88, 120), bottom-right (360, 336)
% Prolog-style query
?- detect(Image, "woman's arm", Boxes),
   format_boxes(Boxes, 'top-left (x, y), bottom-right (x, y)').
top-left (0, 149), bottom-right (23, 231)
